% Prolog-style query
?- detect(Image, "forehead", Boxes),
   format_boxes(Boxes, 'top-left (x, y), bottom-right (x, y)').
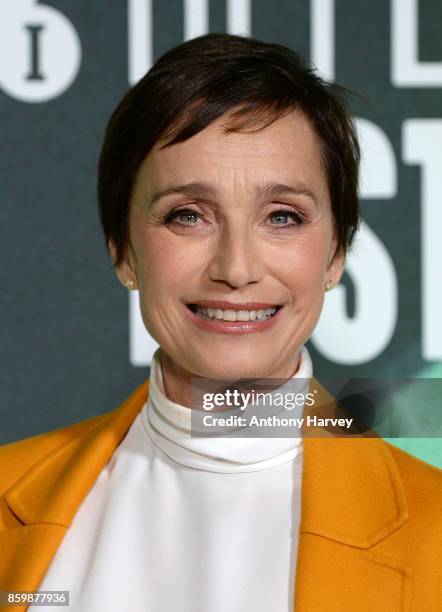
top-left (137, 109), bottom-right (327, 193)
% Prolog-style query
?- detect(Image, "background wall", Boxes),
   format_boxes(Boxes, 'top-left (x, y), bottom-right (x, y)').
top-left (1, 0), bottom-right (441, 466)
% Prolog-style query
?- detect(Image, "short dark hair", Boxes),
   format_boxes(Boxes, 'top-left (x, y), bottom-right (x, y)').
top-left (98, 33), bottom-right (360, 268)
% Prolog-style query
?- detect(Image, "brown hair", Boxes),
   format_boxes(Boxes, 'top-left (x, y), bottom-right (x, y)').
top-left (98, 33), bottom-right (360, 267)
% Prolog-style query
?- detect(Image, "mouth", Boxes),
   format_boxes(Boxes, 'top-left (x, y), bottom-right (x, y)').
top-left (186, 304), bottom-right (283, 322)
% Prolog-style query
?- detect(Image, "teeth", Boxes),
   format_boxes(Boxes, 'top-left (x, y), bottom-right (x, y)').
top-left (195, 306), bottom-right (277, 321)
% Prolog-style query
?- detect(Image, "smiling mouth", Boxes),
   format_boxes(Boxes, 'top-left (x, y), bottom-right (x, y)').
top-left (187, 304), bottom-right (283, 322)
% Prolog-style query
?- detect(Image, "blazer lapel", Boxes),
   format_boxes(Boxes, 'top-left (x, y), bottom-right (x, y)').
top-left (294, 379), bottom-right (413, 611)
top-left (0, 381), bottom-right (149, 602)
top-left (294, 529), bottom-right (413, 611)
top-left (0, 524), bottom-right (68, 599)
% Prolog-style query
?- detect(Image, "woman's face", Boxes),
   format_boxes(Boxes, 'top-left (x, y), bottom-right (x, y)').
top-left (113, 109), bottom-right (345, 382)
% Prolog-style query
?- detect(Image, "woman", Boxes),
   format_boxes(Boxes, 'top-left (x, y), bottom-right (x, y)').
top-left (1, 33), bottom-right (441, 612)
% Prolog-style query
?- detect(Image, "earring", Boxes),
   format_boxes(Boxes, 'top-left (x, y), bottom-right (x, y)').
top-left (325, 280), bottom-right (334, 292)
top-left (124, 278), bottom-right (135, 290)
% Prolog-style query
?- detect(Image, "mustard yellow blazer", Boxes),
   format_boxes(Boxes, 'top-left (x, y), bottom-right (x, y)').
top-left (1, 378), bottom-right (441, 611)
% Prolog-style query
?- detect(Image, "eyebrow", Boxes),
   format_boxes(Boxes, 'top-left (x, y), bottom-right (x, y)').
top-left (149, 180), bottom-right (318, 208)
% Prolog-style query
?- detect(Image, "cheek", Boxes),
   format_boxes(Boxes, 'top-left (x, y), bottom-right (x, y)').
top-left (136, 230), bottom-right (206, 293)
top-left (268, 232), bottom-right (329, 291)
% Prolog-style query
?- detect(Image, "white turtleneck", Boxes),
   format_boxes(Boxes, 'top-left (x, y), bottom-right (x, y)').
top-left (33, 346), bottom-right (313, 612)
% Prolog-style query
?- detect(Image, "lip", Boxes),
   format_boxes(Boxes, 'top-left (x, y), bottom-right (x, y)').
top-left (184, 303), bottom-right (284, 335)
top-left (189, 300), bottom-right (281, 311)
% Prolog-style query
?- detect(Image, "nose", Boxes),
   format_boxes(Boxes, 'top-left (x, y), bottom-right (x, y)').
top-left (207, 223), bottom-right (263, 289)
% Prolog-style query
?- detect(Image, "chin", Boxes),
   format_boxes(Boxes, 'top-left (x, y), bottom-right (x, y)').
top-left (193, 358), bottom-right (276, 381)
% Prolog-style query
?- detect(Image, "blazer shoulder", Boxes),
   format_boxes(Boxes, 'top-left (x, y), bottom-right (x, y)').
top-left (0, 411), bottom-right (110, 495)
top-left (385, 440), bottom-right (442, 478)
top-left (385, 441), bottom-right (442, 518)
top-left (0, 380), bottom-right (149, 497)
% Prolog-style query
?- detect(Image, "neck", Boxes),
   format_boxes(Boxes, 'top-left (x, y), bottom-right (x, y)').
top-left (158, 348), bottom-right (302, 409)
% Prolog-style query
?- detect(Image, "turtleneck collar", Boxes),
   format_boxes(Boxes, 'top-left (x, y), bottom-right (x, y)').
top-left (141, 346), bottom-right (313, 473)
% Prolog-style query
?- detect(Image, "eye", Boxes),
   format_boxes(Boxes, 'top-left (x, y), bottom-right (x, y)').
top-left (164, 207), bottom-right (201, 225)
top-left (269, 209), bottom-right (303, 226)
top-left (163, 205), bottom-right (304, 228)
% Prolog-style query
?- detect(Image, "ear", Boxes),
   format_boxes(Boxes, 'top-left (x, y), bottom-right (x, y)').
top-left (108, 239), bottom-right (138, 290)
top-left (326, 239), bottom-right (346, 287)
